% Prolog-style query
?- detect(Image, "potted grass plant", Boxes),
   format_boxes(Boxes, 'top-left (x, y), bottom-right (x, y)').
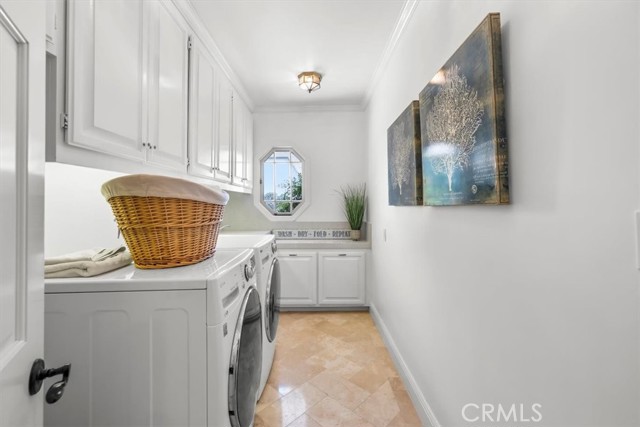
top-left (338, 183), bottom-right (366, 241)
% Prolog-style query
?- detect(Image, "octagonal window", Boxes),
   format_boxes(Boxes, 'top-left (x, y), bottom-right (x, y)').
top-left (260, 148), bottom-right (305, 216)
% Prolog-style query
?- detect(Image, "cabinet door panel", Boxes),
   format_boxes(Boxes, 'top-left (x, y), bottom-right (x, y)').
top-left (318, 252), bottom-right (365, 305)
top-left (147, 0), bottom-right (188, 171)
top-left (188, 37), bottom-right (215, 178)
top-left (68, 0), bottom-right (145, 159)
top-left (278, 251), bottom-right (317, 306)
top-left (215, 74), bottom-right (233, 183)
top-left (244, 112), bottom-right (254, 189)
top-left (44, 290), bottom-right (207, 427)
top-left (232, 94), bottom-right (245, 185)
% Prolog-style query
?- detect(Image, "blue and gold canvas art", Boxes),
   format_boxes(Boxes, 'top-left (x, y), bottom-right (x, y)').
top-left (387, 101), bottom-right (423, 206)
top-left (419, 13), bottom-right (509, 206)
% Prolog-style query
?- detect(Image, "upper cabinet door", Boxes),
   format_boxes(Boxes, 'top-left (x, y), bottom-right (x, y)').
top-left (232, 94), bottom-right (252, 188)
top-left (67, 0), bottom-right (146, 160)
top-left (231, 92), bottom-right (245, 186)
top-left (188, 36), bottom-right (216, 179)
top-left (244, 111), bottom-right (254, 190)
top-left (146, 0), bottom-right (189, 172)
top-left (188, 35), bottom-right (233, 184)
top-left (215, 73), bottom-right (233, 184)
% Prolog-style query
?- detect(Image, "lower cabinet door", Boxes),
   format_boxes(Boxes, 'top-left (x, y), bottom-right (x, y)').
top-left (44, 289), bottom-right (207, 427)
top-left (318, 251), bottom-right (365, 305)
top-left (278, 250), bottom-right (317, 306)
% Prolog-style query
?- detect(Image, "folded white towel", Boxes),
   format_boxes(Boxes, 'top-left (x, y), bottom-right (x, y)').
top-left (45, 249), bottom-right (132, 278)
top-left (45, 246), bottom-right (127, 266)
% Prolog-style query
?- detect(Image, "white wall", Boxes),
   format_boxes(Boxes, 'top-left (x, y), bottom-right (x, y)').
top-left (222, 110), bottom-right (367, 229)
top-left (366, 2), bottom-right (639, 426)
top-left (44, 163), bottom-right (125, 257)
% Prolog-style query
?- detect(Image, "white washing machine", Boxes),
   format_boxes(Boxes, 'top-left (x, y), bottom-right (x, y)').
top-left (44, 249), bottom-right (262, 427)
top-left (217, 234), bottom-right (280, 397)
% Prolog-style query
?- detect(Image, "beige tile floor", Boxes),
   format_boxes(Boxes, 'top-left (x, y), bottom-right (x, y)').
top-left (254, 312), bottom-right (422, 427)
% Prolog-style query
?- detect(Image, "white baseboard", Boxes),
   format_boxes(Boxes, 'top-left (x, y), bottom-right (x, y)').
top-left (369, 303), bottom-right (441, 427)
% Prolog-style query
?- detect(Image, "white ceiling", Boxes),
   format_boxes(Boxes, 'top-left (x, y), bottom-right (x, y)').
top-left (189, 0), bottom-right (409, 111)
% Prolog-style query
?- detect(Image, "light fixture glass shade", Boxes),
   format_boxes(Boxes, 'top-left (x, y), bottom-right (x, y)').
top-left (298, 71), bottom-right (322, 93)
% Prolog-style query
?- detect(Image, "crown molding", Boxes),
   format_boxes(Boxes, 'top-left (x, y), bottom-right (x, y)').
top-left (174, 0), bottom-right (255, 112)
top-left (360, 0), bottom-right (419, 110)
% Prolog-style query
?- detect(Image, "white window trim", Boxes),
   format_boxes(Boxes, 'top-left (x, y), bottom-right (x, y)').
top-left (253, 146), bottom-right (310, 221)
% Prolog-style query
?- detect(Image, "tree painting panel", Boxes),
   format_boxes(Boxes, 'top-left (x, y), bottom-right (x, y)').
top-left (387, 101), bottom-right (423, 206)
top-left (419, 13), bottom-right (509, 206)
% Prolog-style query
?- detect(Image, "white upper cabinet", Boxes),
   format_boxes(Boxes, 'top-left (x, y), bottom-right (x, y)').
top-left (67, 0), bottom-right (146, 161)
top-left (188, 36), bottom-right (233, 184)
top-left (63, 0), bottom-right (252, 190)
top-left (216, 74), bottom-right (234, 183)
top-left (67, 0), bottom-right (188, 172)
top-left (232, 93), bottom-right (253, 189)
top-left (146, 0), bottom-right (190, 171)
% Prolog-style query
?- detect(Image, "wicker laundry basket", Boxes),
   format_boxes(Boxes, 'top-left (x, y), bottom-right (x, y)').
top-left (101, 174), bottom-right (229, 269)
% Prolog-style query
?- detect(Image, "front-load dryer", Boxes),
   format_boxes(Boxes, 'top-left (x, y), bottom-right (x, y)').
top-left (217, 234), bottom-right (280, 397)
top-left (207, 250), bottom-right (262, 427)
top-left (43, 249), bottom-right (261, 427)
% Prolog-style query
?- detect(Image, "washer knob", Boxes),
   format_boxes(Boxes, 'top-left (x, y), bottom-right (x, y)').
top-left (244, 264), bottom-right (255, 281)
top-left (271, 241), bottom-right (277, 254)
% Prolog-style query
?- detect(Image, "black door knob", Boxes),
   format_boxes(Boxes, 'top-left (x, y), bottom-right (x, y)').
top-left (29, 359), bottom-right (71, 404)
top-left (46, 380), bottom-right (66, 404)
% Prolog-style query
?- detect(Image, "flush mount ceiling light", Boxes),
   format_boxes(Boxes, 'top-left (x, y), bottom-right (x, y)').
top-left (298, 71), bottom-right (322, 93)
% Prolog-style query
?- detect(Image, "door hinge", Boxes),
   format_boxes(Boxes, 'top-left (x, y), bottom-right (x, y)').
top-left (61, 113), bottom-right (69, 130)
top-left (187, 36), bottom-right (193, 50)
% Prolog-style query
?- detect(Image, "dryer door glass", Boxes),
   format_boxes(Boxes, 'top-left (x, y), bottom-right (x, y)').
top-left (265, 257), bottom-right (280, 343)
top-left (228, 287), bottom-right (262, 427)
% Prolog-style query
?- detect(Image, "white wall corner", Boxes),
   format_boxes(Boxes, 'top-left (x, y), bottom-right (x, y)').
top-left (369, 303), bottom-right (441, 427)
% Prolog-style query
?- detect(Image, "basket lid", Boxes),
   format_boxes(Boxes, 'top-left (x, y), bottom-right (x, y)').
top-left (101, 174), bottom-right (229, 206)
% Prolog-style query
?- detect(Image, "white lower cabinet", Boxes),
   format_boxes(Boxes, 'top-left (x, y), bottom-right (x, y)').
top-left (278, 249), bottom-right (367, 308)
top-left (44, 290), bottom-right (207, 426)
top-left (318, 251), bottom-right (365, 305)
top-left (279, 250), bottom-right (317, 306)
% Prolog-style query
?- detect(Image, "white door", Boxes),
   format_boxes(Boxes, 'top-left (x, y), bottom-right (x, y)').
top-left (0, 1), bottom-right (46, 425)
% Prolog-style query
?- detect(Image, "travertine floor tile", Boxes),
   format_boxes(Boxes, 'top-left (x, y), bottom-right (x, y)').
top-left (261, 312), bottom-right (422, 427)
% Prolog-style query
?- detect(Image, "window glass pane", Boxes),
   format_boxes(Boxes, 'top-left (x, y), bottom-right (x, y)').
top-left (263, 162), bottom-right (274, 201)
top-left (275, 163), bottom-right (290, 201)
top-left (276, 201), bottom-right (291, 214)
top-left (274, 151), bottom-right (290, 162)
top-left (260, 148), bottom-right (305, 216)
top-left (290, 164), bottom-right (302, 201)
